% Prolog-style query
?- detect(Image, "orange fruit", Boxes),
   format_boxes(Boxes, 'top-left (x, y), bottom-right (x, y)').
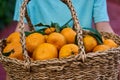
top-left (47, 32), bottom-right (66, 50)
top-left (61, 28), bottom-right (76, 43)
top-left (3, 42), bottom-right (23, 60)
top-left (59, 44), bottom-right (78, 58)
top-left (6, 32), bottom-right (20, 43)
top-left (44, 27), bottom-right (56, 35)
top-left (103, 39), bottom-right (118, 48)
top-left (93, 44), bottom-right (110, 52)
top-left (44, 35), bottom-right (48, 42)
top-left (83, 35), bottom-right (98, 52)
top-left (26, 33), bottom-right (45, 53)
top-left (32, 43), bottom-right (58, 60)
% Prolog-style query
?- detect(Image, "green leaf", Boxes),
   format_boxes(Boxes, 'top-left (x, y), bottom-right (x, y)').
top-left (51, 22), bottom-right (61, 32)
top-left (25, 31), bottom-right (33, 36)
top-left (60, 24), bottom-right (71, 31)
top-left (89, 33), bottom-right (103, 44)
top-left (2, 49), bottom-right (14, 57)
top-left (83, 28), bottom-right (103, 44)
top-left (62, 18), bottom-right (72, 27)
top-left (34, 22), bottom-right (61, 33)
top-left (34, 23), bottom-right (50, 28)
top-left (60, 18), bottom-right (72, 31)
top-left (83, 28), bottom-right (101, 37)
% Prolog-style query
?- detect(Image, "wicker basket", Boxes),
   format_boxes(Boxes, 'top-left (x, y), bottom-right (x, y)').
top-left (0, 0), bottom-right (120, 80)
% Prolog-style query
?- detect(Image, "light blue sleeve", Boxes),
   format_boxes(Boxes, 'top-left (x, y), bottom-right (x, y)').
top-left (93, 0), bottom-right (109, 23)
top-left (13, 0), bottom-right (23, 21)
top-left (13, 0), bottom-right (27, 23)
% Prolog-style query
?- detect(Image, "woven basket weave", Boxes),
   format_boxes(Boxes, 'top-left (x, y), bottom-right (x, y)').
top-left (0, 0), bottom-right (120, 80)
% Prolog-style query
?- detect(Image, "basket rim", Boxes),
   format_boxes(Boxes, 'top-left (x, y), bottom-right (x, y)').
top-left (0, 48), bottom-right (118, 65)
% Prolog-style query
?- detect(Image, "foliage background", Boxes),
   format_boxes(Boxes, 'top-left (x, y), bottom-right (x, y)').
top-left (0, 0), bottom-right (16, 30)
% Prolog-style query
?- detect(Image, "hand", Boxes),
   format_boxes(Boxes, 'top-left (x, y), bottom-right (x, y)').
top-left (15, 23), bottom-right (30, 32)
top-left (95, 22), bottom-right (115, 33)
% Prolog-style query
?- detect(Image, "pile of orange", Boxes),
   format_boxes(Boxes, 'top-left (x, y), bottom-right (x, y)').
top-left (26, 27), bottom-right (79, 60)
top-left (3, 27), bottom-right (118, 61)
top-left (3, 27), bottom-right (78, 60)
top-left (92, 38), bottom-right (118, 52)
top-left (83, 34), bottom-right (118, 53)
top-left (3, 32), bottom-right (24, 60)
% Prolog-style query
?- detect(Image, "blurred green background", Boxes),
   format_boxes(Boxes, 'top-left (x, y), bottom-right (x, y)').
top-left (0, 0), bottom-right (16, 30)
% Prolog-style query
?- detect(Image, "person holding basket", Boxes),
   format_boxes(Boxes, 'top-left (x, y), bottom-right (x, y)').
top-left (6, 0), bottom-right (116, 80)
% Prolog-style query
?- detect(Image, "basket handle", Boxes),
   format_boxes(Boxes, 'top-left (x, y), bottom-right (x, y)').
top-left (16, 0), bottom-right (31, 65)
top-left (0, 39), bottom-right (4, 60)
top-left (61, 0), bottom-right (86, 62)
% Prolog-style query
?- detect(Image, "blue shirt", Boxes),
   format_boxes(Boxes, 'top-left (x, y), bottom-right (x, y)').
top-left (14, 0), bottom-right (109, 30)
